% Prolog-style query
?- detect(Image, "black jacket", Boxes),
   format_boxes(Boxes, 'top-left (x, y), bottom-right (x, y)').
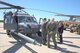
top-left (58, 25), bottom-right (64, 33)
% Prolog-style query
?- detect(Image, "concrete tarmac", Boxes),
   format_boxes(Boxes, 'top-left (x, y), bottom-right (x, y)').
top-left (0, 22), bottom-right (80, 53)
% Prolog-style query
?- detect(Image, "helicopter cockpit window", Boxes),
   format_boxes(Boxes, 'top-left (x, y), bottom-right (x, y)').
top-left (32, 17), bottom-right (37, 22)
top-left (18, 16), bottom-right (37, 23)
top-left (26, 17), bottom-right (37, 22)
top-left (18, 16), bottom-right (27, 23)
top-left (27, 17), bottom-right (32, 22)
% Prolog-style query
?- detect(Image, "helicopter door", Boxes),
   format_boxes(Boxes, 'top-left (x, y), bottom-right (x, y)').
top-left (4, 14), bottom-right (17, 30)
top-left (39, 18), bottom-right (43, 24)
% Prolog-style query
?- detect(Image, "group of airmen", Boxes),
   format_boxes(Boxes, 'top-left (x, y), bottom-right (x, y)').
top-left (41, 18), bottom-right (64, 49)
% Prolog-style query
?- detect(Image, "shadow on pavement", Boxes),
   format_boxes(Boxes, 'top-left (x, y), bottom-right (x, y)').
top-left (24, 45), bottom-right (37, 53)
top-left (50, 45), bottom-right (77, 53)
top-left (2, 33), bottom-right (38, 53)
top-left (2, 40), bottom-right (37, 53)
top-left (2, 41), bottom-right (24, 53)
top-left (63, 43), bottom-right (80, 48)
top-left (0, 32), bottom-right (6, 34)
top-left (63, 40), bottom-right (73, 43)
top-left (56, 46), bottom-right (77, 53)
top-left (63, 37), bottom-right (80, 39)
top-left (57, 40), bottom-right (73, 43)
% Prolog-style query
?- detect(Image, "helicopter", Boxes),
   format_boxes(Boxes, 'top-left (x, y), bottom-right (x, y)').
top-left (0, 1), bottom-right (41, 45)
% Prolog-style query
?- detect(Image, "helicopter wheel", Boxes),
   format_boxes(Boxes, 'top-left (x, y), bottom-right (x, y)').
top-left (6, 30), bottom-right (12, 37)
top-left (6, 30), bottom-right (10, 35)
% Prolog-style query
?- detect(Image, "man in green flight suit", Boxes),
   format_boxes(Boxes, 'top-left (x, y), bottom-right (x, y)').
top-left (41, 18), bottom-right (50, 45)
top-left (46, 18), bottom-right (57, 48)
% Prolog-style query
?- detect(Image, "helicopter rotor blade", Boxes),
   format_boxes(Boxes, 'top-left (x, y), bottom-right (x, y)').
top-left (0, 7), bottom-right (12, 9)
top-left (25, 8), bottom-right (64, 15)
top-left (0, 1), bottom-right (24, 9)
top-left (0, 1), bottom-right (16, 7)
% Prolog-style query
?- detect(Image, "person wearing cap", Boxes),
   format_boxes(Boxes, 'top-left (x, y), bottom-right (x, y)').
top-left (41, 18), bottom-right (50, 45)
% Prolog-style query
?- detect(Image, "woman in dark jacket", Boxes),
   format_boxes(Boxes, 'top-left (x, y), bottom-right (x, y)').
top-left (58, 21), bottom-right (64, 43)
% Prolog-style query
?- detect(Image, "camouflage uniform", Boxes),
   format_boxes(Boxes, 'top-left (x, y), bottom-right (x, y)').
top-left (46, 21), bottom-right (57, 48)
top-left (41, 19), bottom-right (48, 45)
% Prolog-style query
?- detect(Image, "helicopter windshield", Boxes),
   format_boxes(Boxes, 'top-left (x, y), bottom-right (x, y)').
top-left (18, 16), bottom-right (37, 23)
top-left (31, 17), bottom-right (37, 22)
top-left (18, 16), bottom-right (27, 23)
top-left (26, 17), bottom-right (37, 23)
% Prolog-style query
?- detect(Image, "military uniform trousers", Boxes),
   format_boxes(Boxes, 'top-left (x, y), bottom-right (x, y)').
top-left (47, 32), bottom-right (57, 48)
top-left (42, 32), bottom-right (47, 44)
